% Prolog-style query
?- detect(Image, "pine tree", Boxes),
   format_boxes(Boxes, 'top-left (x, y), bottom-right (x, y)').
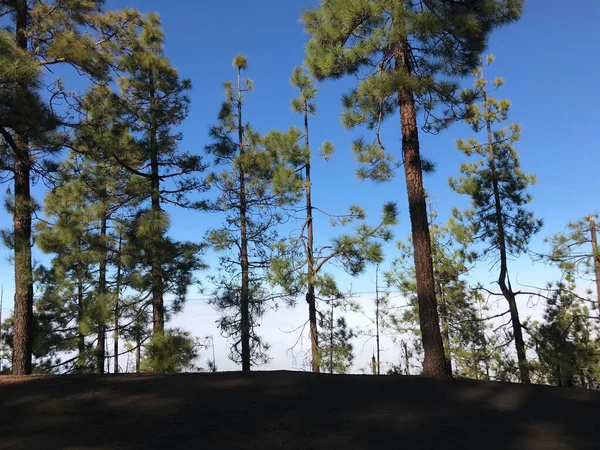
top-left (35, 170), bottom-right (101, 373)
top-left (140, 328), bottom-right (199, 373)
top-left (268, 67), bottom-right (397, 372)
top-left (34, 70), bottom-right (148, 374)
top-left (302, 0), bottom-right (522, 378)
top-left (547, 215), bottom-right (600, 314)
top-left (450, 55), bottom-right (541, 383)
top-left (0, 0), bottom-right (142, 375)
top-left (318, 298), bottom-right (355, 374)
top-left (206, 55), bottom-right (304, 370)
top-left (107, 13), bottom-right (207, 338)
top-left (527, 280), bottom-right (600, 388)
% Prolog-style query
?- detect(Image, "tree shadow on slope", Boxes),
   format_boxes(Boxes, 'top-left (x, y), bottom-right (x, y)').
top-left (0, 371), bottom-right (598, 449)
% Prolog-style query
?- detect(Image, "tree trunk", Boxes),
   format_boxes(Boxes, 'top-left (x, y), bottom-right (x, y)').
top-left (304, 100), bottom-right (320, 373)
top-left (114, 234), bottom-right (122, 374)
top-left (135, 326), bottom-right (141, 373)
top-left (589, 217), bottom-right (600, 314)
top-left (375, 264), bottom-right (381, 375)
top-left (77, 276), bottom-right (85, 374)
top-left (501, 286), bottom-right (529, 383)
top-left (237, 67), bottom-right (251, 371)
top-left (11, 0), bottom-right (33, 376)
top-left (96, 215), bottom-right (108, 374)
top-left (439, 286), bottom-right (453, 377)
top-left (329, 300), bottom-right (334, 374)
top-left (150, 92), bottom-right (165, 335)
top-left (395, 40), bottom-right (449, 378)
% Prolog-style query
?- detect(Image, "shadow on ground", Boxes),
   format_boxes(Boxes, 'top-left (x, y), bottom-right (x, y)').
top-left (0, 371), bottom-right (598, 449)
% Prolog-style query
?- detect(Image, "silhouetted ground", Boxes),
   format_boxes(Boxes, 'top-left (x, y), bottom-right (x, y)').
top-left (0, 371), bottom-right (599, 449)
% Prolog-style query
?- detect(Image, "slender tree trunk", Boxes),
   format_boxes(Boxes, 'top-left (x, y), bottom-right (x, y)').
top-left (303, 100), bottom-right (320, 373)
top-left (438, 286), bottom-right (453, 376)
top-left (402, 340), bottom-right (410, 375)
top-left (482, 71), bottom-right (530, 384)
top-left (237, 67), bottom-right (251, 371)
top-left (77, 275), bottom-right (85, 374)
top-left (150, 92), bottom-right (165, 335)
top-left (96, 215), bottom-right (108, 374)
top-left (478, 301), bottom-right (491, 380)
top-left (329, 300), bottom-right (334, 374)
top-left (0, 285), bottom-right (3, 373)
top-left (395, 40), bottom-right (448, 378)
top-left (114, 234), bottom-right (122, 374)
top-left (375, 264), bottom-right (381, 375)
top-left (11, 0), bottom-right (33, 376)
top-left (589, 217), bottom-right (600, 314)
top-left (135, 326), bottom-right (141, 373)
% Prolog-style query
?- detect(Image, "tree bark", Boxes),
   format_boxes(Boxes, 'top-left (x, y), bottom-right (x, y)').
top-left (237, 67), bottom-right (251, 371)
top-left (395, 40), bottom-right (449, 378)
top-left (11, 0), bottom-right (33, 376)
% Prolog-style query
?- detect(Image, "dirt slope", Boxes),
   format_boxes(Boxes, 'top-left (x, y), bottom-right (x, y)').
top-left (0, 371), bottom-right (599, 449)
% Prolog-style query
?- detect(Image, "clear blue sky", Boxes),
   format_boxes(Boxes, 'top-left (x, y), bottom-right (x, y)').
top-left (1, 1), bottom-right (600, 369)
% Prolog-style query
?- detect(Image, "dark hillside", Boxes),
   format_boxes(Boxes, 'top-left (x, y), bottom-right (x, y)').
top-left (1, 371), bottom-right (598, 449)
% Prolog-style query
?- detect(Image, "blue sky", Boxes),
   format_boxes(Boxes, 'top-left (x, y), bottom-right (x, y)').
top-left (1, 0), bottom-right (600, 371)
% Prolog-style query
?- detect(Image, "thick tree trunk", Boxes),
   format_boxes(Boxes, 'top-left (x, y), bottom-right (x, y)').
top-left (304, 101), bottom-right (320, 373)
top-left (11, 0), bottom-right (33, 377)
top-left (589, 217), bottom-right (600, 314)
top-left (12, 148), bottom-right (33, 376)
top-left (395, 41), bottom-right (449, 378)
top-left (237, 68), bottom-right (251, 371)
top-left (96, 216), bottom-right (108, 374)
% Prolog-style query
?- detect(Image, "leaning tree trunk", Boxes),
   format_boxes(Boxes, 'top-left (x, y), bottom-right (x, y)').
top-left (395, 40), bottom-right (449, 378)
top-left (11, 0), bottom-right (33, 376)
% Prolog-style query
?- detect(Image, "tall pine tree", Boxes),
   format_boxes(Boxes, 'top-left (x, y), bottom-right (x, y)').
top-left (0, 0), bottom-right (141, 374)
top-left (206, 55), bottom-right (303, 370)
top-left (302, 0), bottom-right (523, 377)
top-left (450, 55), bottom-right (541, 383)
top-left (108, 13), bottom-right (207, 338)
